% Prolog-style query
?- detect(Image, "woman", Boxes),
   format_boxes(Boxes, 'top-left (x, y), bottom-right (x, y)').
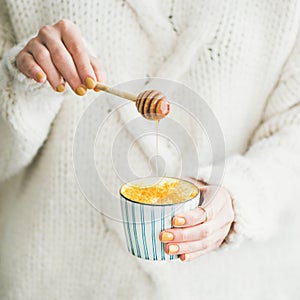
top-left (0, 0), bottom-right (299, 299)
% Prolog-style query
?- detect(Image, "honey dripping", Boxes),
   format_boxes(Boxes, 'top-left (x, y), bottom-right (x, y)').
top-left (135, 90), bottom-right (170, 176)
top-left (93, 84), bottom-right (169, 176)
top-left (155, 120), bottom-right (159, 177)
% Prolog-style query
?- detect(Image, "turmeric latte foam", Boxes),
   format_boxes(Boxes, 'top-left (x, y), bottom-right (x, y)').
top-left (120, 177), bottom-right (199, 205)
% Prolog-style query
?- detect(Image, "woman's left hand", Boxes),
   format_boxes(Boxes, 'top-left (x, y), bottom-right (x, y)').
top-left (159, 182), bottom-right (234, 262)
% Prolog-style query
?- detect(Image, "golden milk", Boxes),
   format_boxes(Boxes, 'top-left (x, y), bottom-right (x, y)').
top-left (120, 178), bottom-right (199, 205)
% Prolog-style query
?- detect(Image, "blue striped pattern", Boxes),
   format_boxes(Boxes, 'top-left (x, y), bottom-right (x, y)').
top-left (121, 201), bottom-right (130, 252)
top-left (124, 201), bottom-right (134, 255)
top-left (131, 205), bottom-right (141, 258)
top-left (140, 206), bottom-right (149, 259)
top-left (120, 188), bottom-right (200, 260)
top-left (151, 207), bottom-right (158, 260)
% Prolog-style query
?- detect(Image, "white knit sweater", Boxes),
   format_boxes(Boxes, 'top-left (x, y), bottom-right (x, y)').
top-left (1, 0), bottom-right (300, 299)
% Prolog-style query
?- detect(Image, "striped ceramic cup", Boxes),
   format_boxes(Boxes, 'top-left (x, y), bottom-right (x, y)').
top-left (119, 177), bottom-right (200, 260)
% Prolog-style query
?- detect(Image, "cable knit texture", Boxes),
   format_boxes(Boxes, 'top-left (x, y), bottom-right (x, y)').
top-left (0, 0), bottom-right (300, 299)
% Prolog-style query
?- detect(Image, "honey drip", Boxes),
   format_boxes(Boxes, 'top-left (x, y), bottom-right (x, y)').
top-left (155, 120), bottom-right (159, 177)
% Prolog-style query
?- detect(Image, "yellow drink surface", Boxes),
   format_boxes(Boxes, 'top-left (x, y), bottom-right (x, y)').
top-left (121, 178), bottom-right (198, 205)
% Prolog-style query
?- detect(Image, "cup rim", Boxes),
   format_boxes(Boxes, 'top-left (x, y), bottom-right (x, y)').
top-left (119, 176), bottom-right (200, 207)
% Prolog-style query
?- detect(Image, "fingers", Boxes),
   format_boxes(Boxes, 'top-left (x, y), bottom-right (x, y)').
top-left (160, 204), bottom-right (232, 243)
top-left (90, 55), bottom-right (105, 92)
top-left (161, 190), bottom-right (234, 242)
top-left (16, 50), bottom-right (47, 83)
top-left (25, 38), bottom-right (65, 92)
top-left (172, 206), bottom-right (207, 228)
top-left (38, 23), bottom-right (87, 95)
top-left (90, 56), bottom-right (103, 81)
top-left (16, 19), bottom-right (105, 96)
top-left (172, 186), bottom-right (231, 228)
top-left (90, 55), bottom-right (106, 89)
top-left (56, 19), bottom-right (97, 90)
top-left (201, 186), bottom-right (232, 219)
top-left (159, 185), bottom-right (234, 261)
top-left (160, 221), bottom-right (213, 243)
top-left (179, 245), bottom-right (219, 262)
top-left (164, 224), bottom-right (230, 257)
top-left (45, 39), bottom-right (85, 94)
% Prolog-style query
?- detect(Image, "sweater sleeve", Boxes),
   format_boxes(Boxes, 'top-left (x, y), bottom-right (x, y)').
top-left (199, 27), bottom-right (300, 246)
top-left (0, 0), bottom-right (64, 182)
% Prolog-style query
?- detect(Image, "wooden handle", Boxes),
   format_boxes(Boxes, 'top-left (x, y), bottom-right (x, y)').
top-left (94, 83), bottom-right (171, 121)
top-left (95, 82), bottom-right (137, 102)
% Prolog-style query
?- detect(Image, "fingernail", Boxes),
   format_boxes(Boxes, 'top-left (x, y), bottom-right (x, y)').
top-left (36, 72), bottom-right (46, 82)
top-left (56, 84), bottom-right (65, 93)
top-left (76, 85), bottom-right (87, 96)
top-left (173, 216), bottom-right (186, 226)
top-left (94, 81), bottom-right (102, 92)
top-left (84, 77), bottom-right (95, 89)
top-left (160, 232), bottom-right (174, 242)
top-left (168, 244), bottom-right (179, 254)
top-left (180, 253), bottom-right (190, 262)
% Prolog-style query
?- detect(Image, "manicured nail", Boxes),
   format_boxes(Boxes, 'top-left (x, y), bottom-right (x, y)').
top-left (76, 85), bottom-right (87, 96)
top-left (180, 253), bottom-right (190, 262)
top-left (56, 84), bottom-right (65, 93)
top-left (173, 216), bottom-right (186, 226)
top-left (36, 72), bottom-right (45, 82)
top-left (84, 77), bottom-right (95, 89)
top-left (168, 244), bottom-right (179, 254)
top-left (160, 232), bottom-right (174, 242)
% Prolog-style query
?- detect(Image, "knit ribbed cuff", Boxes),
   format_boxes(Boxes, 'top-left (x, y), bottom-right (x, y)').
top-left (0, 37), bottom-right (65, 150)
top-left (197, 155), bottom-right (273, 248)
top-left (2, 36), bottom-right (49, 91)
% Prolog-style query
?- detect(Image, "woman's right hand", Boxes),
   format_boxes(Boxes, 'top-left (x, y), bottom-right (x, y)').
top-left (16, 19), bottom-right (103, 95)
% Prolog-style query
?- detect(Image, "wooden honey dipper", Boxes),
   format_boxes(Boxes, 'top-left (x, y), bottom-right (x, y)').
top-left (95, 82), bottom-right (170, 121)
